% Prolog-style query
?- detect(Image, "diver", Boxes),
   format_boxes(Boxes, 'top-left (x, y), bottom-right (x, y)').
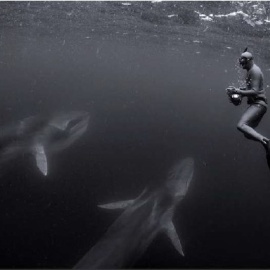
top-left (226, 49), bottom-right (270, 160)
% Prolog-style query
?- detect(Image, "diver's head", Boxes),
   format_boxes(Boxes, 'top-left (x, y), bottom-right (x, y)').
top-left (239, 51), bottom-right (253, 70)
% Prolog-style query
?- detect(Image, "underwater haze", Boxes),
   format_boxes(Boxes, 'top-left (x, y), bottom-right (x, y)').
top-left (1, 1), bottom-right (270, 268)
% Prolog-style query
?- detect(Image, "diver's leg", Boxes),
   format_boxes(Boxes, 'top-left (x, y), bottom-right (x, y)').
top-left (237, 104), bottom-right (268, 144)
top-left (244, 133), bottom-right (256, 140)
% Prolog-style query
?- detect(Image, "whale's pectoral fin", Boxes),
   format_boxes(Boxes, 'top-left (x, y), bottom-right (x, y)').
top-left (98, 200), bottom-right (135, 210)
top-left (98, 188), bottom-right (148, 210)
top-left (164, 221), bottom-right (184, 256)
top-left (32, 143), bottom-right (48, 176)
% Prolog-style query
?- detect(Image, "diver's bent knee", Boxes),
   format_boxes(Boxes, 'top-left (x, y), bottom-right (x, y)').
top-left (237, 123), bottom-right (246, 132)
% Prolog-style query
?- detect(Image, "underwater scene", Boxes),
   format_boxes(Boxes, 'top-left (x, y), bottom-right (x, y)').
top-left (1, 1), bottom-right (270, 268)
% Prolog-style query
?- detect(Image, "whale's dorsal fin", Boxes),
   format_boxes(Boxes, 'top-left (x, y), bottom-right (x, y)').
top-left (164, 221), bottom-right (184, 256)
top-left (32, 143), bottom-right (48, 176)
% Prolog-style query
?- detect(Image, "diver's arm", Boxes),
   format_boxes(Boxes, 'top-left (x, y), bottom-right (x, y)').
top-left (235, 89), bottom-right (257, 96)
top-left (235, 71), bottom-right (261, 96)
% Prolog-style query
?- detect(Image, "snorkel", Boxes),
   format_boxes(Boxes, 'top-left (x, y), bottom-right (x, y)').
top-left (239, 47), bottom-right (253, 70)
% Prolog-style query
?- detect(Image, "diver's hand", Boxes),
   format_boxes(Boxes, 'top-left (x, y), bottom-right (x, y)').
top-left (226, 86), bottom-right (236, 95)
top-left (233, 88), bottom-right (241, 94)
top-left (226, 86), bottom-right (242, 106)
top-left (227, 87), bottom-right (241, 95)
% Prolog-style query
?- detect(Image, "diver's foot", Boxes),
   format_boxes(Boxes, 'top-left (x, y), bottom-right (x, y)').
top-left (266, 153), bottom-right (270, 169)
top-left (262, 137), bottom-right (270, 153)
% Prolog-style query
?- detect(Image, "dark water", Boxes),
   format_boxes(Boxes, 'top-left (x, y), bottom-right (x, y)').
top-left (1, 1), bottom-right (270, 268)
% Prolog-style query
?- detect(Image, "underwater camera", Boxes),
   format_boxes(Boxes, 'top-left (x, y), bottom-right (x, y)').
top-left (226, 86), bottom-right (242, 106)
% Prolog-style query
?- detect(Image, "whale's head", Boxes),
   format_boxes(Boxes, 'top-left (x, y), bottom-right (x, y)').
top-left (47, 111), bottom-right (90, 151)
top-left (165, 157), bottom-right (194, 198)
